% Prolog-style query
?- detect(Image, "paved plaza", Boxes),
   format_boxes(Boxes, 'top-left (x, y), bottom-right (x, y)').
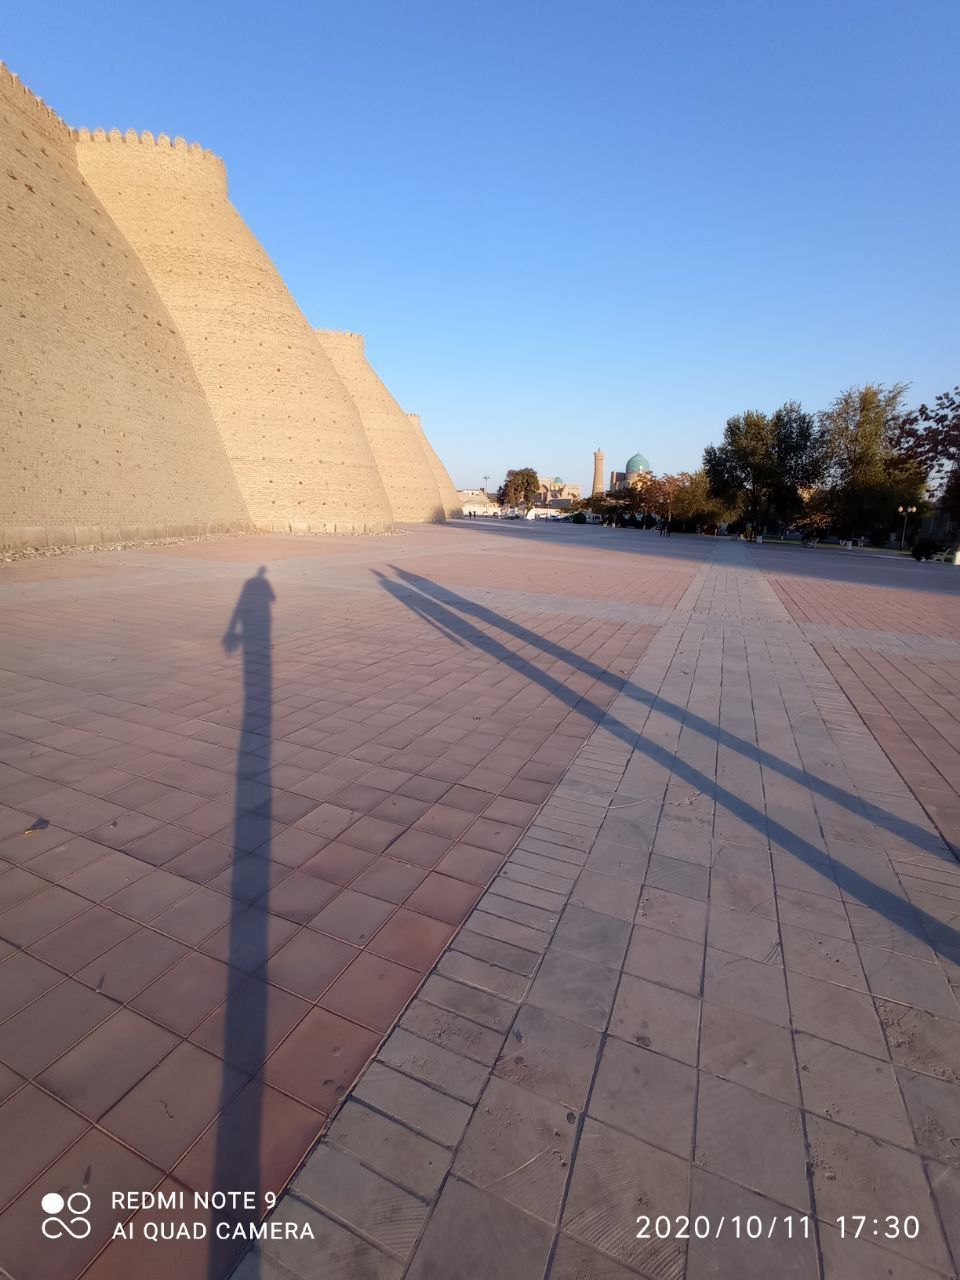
top-left (0, 523), bottom-right (958, 1280)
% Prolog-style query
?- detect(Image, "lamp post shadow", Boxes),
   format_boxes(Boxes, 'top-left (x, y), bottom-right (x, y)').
top-left (210, 565), bottom-right (275, 1280)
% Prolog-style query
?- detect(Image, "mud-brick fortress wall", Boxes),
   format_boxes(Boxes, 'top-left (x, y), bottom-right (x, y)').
top-left (406, 413), bottom-right (462, 518)
top-left (76, 130), bottom-right (394, 536)
top-left (316, 330), bottom-right (446, 523)
top-left (0, 67), bottom-right (251, 548)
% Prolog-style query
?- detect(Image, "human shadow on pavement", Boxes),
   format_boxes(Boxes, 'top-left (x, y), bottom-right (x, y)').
top-left (209, 566), bottom-right (276, 1280)
top-left (375, 567), bottom-right (960, 963)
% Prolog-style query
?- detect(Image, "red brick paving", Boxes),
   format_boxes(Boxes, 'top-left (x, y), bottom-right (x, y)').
top-left (0, 524), bottom-right (666, 1279)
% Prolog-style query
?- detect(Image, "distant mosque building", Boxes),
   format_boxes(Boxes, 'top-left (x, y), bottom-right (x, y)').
top-left (608, 451), bottom-right (653, 492)
top-left (536, 475), bottom-right (581, 508)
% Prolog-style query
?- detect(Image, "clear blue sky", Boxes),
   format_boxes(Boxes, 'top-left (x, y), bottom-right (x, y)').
top-left (6, 1), bottom-right (958, 493)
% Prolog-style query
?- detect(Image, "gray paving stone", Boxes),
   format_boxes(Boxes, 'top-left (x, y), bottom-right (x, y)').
top-left (609, 972), bottom-right (700, 1065)
top-left (562, 1117), bottom-right (688, 1276)
top-left (293, 1142), bottom-right (428, 1260)
top-left (489, 873), bottom-right (569, 912)
top-left (569, 869), bottom-right (640, 922)
top-left (258, 1197), bottom-right (401, 1279)
top-left (325, 1100), bottom-right (451, 1199)
top-left (502, 858), bottom-right (578, 894)
top-left (518, 835), bottom-right (588, 866)
top-left (646, 853), bottom-right (710, 902)
top-left (780, 922), bottom-right (868, 989)
top-left (405, 1176), bottom-right (553, 1280)
top-left (451, 928), bottom-right (540, 976)
top-left (877, 1000), bottom-right (960, 1082)
top-left (694, 1073), bottom-right (809, 1211)
top-left (625, 923), bottom-right (704, 996)
top-left (818, 1221), bottom-right (946, 1280)
top-left (230, 1249), bottom-right (305, 1280)
top-left (898, 1067), bottom-right (960, 1166)
top-left (466, 908), bottom-right (550, 952)
top-left (400, 996), bottom-right (505, 1066)
top-left (551, 903), bottom-right (632, 968)
top-left (706, 904), bottom-right (782, 964)
top-left (584, 838), bottom-right (651, 882)
top-left (686, 1168), bottom-right (819, 1280)
top-left (494, 1003), bottom-right (600, 1109)
top-left (436, 948), bottom-right (529, 1001)
top-left (635, 886), bottom-right (707, 943)
top-left (807, 1115), bottom-right (953, 1274)
top-left (512, 848), bottom-right (581, 882)
top-left (419, 971), bottom-right (517, 1032)
top-left (928, 1160), bottom-right (960, 1274)
top-left (787, 969), bottom-right (888, 1058)
top-left (352, 1062), bottom-right (472, 1147)
top-left (709, 861), bottom-right (776, 917)
top-left (589, 1036), bottom-right (696, 1158)
top-left (480, 890), bottom-right (559, 932)
top-left (859, 944), bottom-right (960, 1019)
top-left (548, 1234), bottom-right (642, 1280)
top-left (795, 1031), bottom-right (914, 1144)
top-left (378, 1026), bottom-right (489, 1103)
top-left (526, 947), bottom-right (619, 1030)
top-left (453, 1074), bottom-right (576, 1223)
top-left (702, 946), bottom-right (788, 1025)
top-left (698, 1001), bottom-right (797, 1104)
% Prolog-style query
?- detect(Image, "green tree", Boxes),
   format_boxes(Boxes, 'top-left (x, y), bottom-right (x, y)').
top-left (496, 468), bottom-right (540, 509)
top-left (818, 384), bottom-right (924, 540)
top-left (703, 402), bottom-right (819, 533)
top-left (671, 469), bottom-right (741, 530)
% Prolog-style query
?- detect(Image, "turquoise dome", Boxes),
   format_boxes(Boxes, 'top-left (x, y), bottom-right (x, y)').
top-left (625, 452), bottom-right (650, 474)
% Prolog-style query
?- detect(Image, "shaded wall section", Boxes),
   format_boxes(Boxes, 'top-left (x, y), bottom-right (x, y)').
top-left (76, 131), bottom-right (393, 535)
top-left (406, 413), bottom-right (462, 518)
top-left (0, 66), bottom-right (251, 549)
top-left (316, 330), bottom-right (445, 523)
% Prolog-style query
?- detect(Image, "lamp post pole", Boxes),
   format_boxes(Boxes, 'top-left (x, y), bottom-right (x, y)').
top-left (482, 474), bottom-right (490, 497)
top-left (898, 504), bottom-right (917, 550)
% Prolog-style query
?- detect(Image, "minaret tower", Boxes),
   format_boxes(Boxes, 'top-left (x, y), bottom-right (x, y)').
top-left (591, 448), bottom-right (605, 496)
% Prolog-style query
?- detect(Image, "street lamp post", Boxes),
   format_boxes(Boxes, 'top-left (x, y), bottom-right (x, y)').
top-left (898, 504), bottom-right (917, 550)
top-left (482, 474), bottom-right (490, 496)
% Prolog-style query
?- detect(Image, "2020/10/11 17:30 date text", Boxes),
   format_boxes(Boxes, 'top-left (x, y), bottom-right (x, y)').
top-left (637, 1215), bottom-right (921, 1242)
